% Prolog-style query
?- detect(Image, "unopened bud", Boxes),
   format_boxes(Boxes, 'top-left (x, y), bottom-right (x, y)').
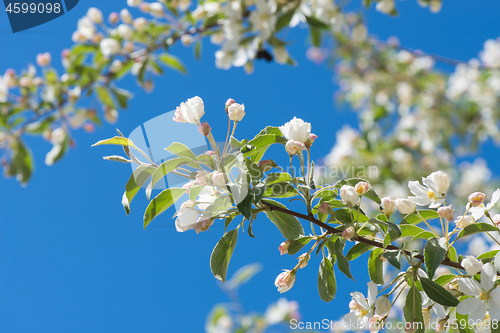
top-left (198, 122), bottom-right (211, 136)
top-left (355, 181), bottom-right (369, 196)
top-left (108, 12), bottom-right (119, 25)
top-left (120, 9), bottom-right (133, 24)
top-left (468, 192), bottom-right (486, 207)
top-left (298, 253), bottom-right (310, 269)
top-left (225, 98), bottom-right (235, 113)
top-left (493, 214), bottom-right (500, 226)
top-left (437, 205), bottom-right (453, 221)
top-left (285, 140), bottom-right (305, 155)
top-left (258, 160), bottom-right (277, 172)
top-left (342, 226), bottom-right (355, 240)
top-left (211, 171), bottom-right (226, 188)
top-left (275, 270), bottom-right (295, 293)
top-left (395, 198), bottom-right (416, 215)
top-left (279, 240), bottom-right (291, 255)
top-left (304, 133), bottom-right (318, 149)
top-left (381, 197), bottom-right (396, 216)
top-left (36, 52), bottom-right (51, 67)
top-left (317, 202), bottom-right (331, 215)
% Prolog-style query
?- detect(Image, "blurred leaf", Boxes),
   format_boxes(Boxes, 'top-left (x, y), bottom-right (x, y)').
top-left (96, 86), bottom-right (115, 109)
top-left (159, 54), bottom-right (188, 74)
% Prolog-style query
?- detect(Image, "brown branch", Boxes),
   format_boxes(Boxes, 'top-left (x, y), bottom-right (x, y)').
top-left (260, 199), bottom-right (465, 271)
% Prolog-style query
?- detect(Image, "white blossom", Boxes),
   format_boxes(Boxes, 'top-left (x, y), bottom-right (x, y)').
top-left (279, 117), bottom-right (312, 143)
top-left (100, 38), bottom-right (121, 57)
top-left (457, 263), bottom-right (500, 322)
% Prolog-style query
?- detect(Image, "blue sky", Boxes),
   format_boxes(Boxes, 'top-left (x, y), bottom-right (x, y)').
top-left (1, 1), bottom-right (500, 332)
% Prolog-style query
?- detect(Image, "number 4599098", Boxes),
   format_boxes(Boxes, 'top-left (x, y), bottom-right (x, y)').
top-left (6, 2), bottom-right (61, 14)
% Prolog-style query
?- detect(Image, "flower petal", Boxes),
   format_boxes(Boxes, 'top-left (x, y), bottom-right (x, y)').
top-left (457, 278), bottom-right (481, 297)
top-left (351, 292), bottom-right (368, 309)
top-left (468, 300), bottom-right (487, 323)
top-left (488, 292), bottom-right (500, 321)
top-left (456, 297), bottom-right (481, 315)
top-left (367, 281), bottom-right (378, 305)
top-left (433, 304), bottom-right (447, 319)
top-left (422, 177), bottom-right (439, 196)
top-left (343, 312), bottom-right (367, 331)
top-left (408, 180), bottom-right (429, 198)
top-left (480, 263), bottom-right (496, 291)
top-left (408, 196), bottom-right (432, 206)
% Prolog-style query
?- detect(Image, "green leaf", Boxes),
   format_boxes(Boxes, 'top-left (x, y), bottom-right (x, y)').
top-left (159, 53), bottom-right (188, 74)
top-left (165, 142), bottom-right (196, 160)
top-left (346, 242), bottom-right (373, 260)
top-left (276, 7), bottom-right (297, 31)
top-left (424, 237), bottom-right (448, 279)
top-left (243, 134), bottom-right (287, 162)
top-left (448, 245), bottom-right (458, 262)
top-left (111, 87), bottom-right (132, 109)
top-left (401, 210), bottom-right (440, 225)
top-left (288, 236), bottom-right (313, 255)
top-left (95, 86), bottom-right (115, 109)
top-left (143, 188), bottom-right (186, 228)
top-left (455, 310), bottom-right (474, 333)
top-left (318, 256), bottom-right (336, 302)
top-left (263, 182), bottom-right (298, 198)
top-left (383, 249), bottom-right (401, 270)
top-left (434, 274), bottom-right (458, 286)
top-left (7, 139), bottom-right (33, 184)
top-left (334, 239), bottom-right (355, 281)
top-left (368, 248), bottom-right (384, 284)
top-left (210, 230), bottom-right (238, 282)
top-left (194, 40), bottom-right (202, 60)
top-left (266, 172), bottom-right (292, 184)
top-left (92, 136), bottom-right (138, 148)
top-left (147, 157), bottom-right (193, 200)
top-left (369, 218), bottom-right (402, 238)
top-left (384, 224), bottom-right (426, 248)
top-left (123, 165), bottom-right (156, 214)
top-left (305, 16), bottom-right (329, 29)
top-left (264, 199), bottom-right (304, 240)
top-left (237, 193), bottom-right (253, 220)
top-left (411, 230), bottom-right (435, 241)
top-left (458, 222), bottom-right (498, 238)
top-left (403, 284), bottom-right (425, 333)
top-left (478, 250), bottom-right (500, 260)
top-left (420, 277), bottom-right (459, 306)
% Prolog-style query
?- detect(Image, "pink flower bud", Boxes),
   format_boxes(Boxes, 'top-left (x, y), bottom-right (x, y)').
top-left (108, 12), bottom-right (119, 25)
top-left (355, 181), bottom-right (369, 196)
top-left (381, 197), bottom-right (396, 216)
top-left (437, 205), bottom-right (453, 221)
top-left (342, 226), bottom-right (355, 240)
top-left (61, 49), bottom-right (70, 59)
top-left (198, 122), bottom-right (211, 136)
top-left (279, 240), bottom-right (291, 255)
top-left (195, 170), bottom-right (211, 186)
top-left (182, 181), bottom-right (194, 193)
top-left (395, 198), bottom-right (416, 215)
top-left (285, 140), bottom-right (305, 155)
top-left (211, 171), bottom-right (226, 188)
top-left (36, 52), bottom-right (51, 67)
top-left (298, 253), bottom-right (310, 269)
top-left (468, 192), bottom-right (486, 207)
top-left (205, 150), bottom-right (216, 157)
top-left (317, 202), bottom-right (331, 215)
top-left (172, 107), bottom-right (184, 123)
top-left (493, 214), bottom-right (500, 226)
top-left (304, 133), bottom-right (318, 149)
top-left (225, 98), bottom-right (235, 112)
top-left (258, 159), bottom-right (277, 172)
top-left (195, 218), bottom-right (214, 234)
top-left (83, 123), bottom-right (95, 133)
top-left (275, 270), bottom-right (295, 293)
top-left (369, 315), bottom-right (384, 333)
